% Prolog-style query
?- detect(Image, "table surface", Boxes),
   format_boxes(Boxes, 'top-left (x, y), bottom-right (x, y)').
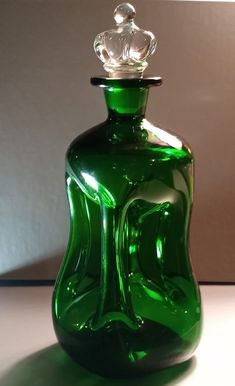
top-left (0, 285), bottom-right (234, 386)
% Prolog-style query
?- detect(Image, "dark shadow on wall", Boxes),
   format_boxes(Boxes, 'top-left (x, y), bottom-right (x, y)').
top-left (0, 252), bottom-right (64, 281)
top-left (0, 344), bottom-right (196, 386)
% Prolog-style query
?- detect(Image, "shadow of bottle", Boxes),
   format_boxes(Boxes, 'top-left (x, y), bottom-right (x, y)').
top-left (0, 343), bottom-right (196, 386)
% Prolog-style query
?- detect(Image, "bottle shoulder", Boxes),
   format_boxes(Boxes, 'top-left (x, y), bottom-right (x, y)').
top-left (67, 119), bottom-right (193, 164)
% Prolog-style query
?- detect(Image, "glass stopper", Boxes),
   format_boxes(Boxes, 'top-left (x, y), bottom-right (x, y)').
top-left (94, 3), bottom-right (157, 78)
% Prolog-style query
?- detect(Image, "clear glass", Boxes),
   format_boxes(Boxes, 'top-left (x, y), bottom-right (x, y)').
top-left (52, 77), bottom-right (202, 378)
top-left (94, 3), bottom-right (156, 77)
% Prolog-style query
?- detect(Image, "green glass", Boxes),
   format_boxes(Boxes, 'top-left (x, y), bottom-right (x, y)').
top-left (52, 77), bottom-right (202, 378)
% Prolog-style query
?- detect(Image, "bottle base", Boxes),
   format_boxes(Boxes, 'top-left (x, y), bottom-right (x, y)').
top-left (55, 319), bottom-right (196, 378)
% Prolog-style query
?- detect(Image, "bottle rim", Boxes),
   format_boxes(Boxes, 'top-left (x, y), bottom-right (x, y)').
top-left (90, 77), bottom-right (162, 89)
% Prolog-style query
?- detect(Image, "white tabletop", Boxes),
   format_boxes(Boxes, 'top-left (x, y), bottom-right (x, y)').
top-left (0, 285), bottom-right (234, 386)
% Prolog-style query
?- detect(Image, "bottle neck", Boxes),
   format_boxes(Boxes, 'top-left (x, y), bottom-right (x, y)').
top-left (104, 87), bottom-right (149, 120)
top-left (90, 77), bottom-right (162, 120)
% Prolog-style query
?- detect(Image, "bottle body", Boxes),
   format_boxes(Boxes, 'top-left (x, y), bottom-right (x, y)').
top-left (52, 79), bottom-right (202, 377)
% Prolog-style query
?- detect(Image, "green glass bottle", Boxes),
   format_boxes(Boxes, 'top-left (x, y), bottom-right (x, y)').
top-left (52, 3), bottom-right (202, 378)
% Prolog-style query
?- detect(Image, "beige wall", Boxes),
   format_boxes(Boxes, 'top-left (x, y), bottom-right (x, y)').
top-left (0, 1), bottom-right (234, 281)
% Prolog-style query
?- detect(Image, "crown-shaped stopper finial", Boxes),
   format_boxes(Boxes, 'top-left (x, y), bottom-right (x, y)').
top-left (94, 3), bottom-right (157, 78)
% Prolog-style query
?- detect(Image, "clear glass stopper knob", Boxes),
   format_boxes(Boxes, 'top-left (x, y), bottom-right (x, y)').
top-left (94, 3), bottom-right (157, 78)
